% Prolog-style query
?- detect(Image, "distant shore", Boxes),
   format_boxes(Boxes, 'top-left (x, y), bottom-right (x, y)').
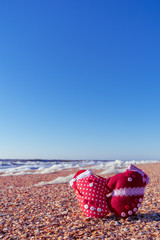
top-left (0, 162), bottom-right (160, 239)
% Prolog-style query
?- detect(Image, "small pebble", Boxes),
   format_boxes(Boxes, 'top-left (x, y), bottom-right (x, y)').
top-left (115, 221), bottom-right (121, 226)
top-left (123, 228), bottom-right (128, 231)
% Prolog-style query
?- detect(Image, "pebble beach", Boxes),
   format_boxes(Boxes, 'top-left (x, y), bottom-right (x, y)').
top-left (0, 163), bottom-right (160, 239)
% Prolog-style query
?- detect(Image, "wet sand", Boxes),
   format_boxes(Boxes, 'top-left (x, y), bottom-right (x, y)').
top-left (0, 163), bottom-right (160, 239)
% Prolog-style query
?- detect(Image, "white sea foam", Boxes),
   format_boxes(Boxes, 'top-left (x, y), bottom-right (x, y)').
top-left (100, 166), bottom-right (127, 175)
top-left (34, 174), bottom-right (75, 186)
top-left (0, 159), bottom-right (159, 177)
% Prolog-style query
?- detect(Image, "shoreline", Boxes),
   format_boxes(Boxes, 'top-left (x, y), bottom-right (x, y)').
top-left (0, 163), bottom-right (160, 239)
top-left (0, 162), bottom-right (159, 188)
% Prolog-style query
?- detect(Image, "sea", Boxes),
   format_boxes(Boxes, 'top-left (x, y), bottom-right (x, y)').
top-left (0, 159), bottom-right (159, 177)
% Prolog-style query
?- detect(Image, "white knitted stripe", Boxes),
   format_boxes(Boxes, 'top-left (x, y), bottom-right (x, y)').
top-left (69, 169), bottom-right (93, 186)
top-left (111, 187), bottom-right (145, 197)
top-left (76, 169), bottom-right (93, 181)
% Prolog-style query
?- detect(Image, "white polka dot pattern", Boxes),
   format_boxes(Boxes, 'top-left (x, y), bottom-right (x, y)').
top-left (71, 170), bottom-right (110, 218)
top-left (97, 208), bottom-right (101, 212)
top-left (121, 212), bottom-right (126, 217)
top-left (128, 210), bottom-right (132, 215)
top-left (133, 207), bottom-right (137, 212)
top-left (128, 177), bottom-right (133, 182)
top-left (84, 205), bottom-right (89, 209)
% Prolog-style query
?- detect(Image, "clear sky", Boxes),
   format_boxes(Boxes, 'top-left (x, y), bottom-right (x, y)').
top-left (0, 0), bottom-right (160, 160)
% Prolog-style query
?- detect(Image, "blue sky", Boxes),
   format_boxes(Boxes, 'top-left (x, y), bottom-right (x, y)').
top-left (0, 0), bottom-right (160, 160)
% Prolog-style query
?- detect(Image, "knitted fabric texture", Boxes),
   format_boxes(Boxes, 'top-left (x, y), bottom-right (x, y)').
top-left (70, 165), bottom-right (149, 218)
top-left (70, 169), bottom-right (111, 218)
top-left (106, 164), bottom-right (149, 218)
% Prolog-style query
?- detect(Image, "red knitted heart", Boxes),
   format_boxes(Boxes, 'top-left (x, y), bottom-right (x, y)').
top-left (70, 169), bottom-right (110, 218)
top-left (70, 165), bottom-right (149, 218)
top-left (106, 164), bottom-right (149, 218)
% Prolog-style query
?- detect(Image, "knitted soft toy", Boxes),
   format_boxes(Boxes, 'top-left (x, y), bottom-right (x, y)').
top-left (70, 169), bottom-right (111, 218)
top-left (106, 164), bottom-right (149, 218)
